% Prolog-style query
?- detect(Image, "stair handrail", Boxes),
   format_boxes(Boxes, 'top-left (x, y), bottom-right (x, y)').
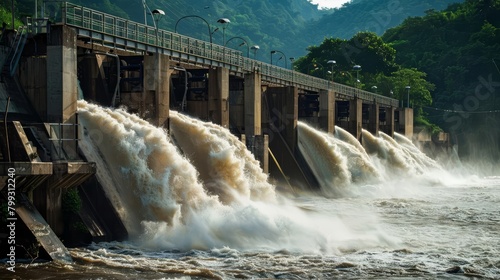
top-left (9, 26), bottom-right (28, 76)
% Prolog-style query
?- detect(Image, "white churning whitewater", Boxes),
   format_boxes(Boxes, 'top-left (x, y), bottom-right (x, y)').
top-left (169, 111), bottom-right (276, 204)
top-left (78, 100), bottom-right (218, 236)
top-left (77, 101), bottom-right (393, 253)
top-left (297, 122), bottom-right (381, 196)
top-left (361, 129), bottom-right (442, 176)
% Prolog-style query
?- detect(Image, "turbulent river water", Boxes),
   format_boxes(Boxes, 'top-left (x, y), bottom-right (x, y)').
top-left (4, 101), bottom-right (500, 279)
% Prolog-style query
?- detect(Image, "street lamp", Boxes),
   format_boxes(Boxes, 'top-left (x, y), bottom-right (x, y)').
top-left (152, 9), bottom-right (165, 25)
top-left (142, 0), bottom-right (148, 25)
top-left (175, 15), bottom-right (214, 43)
top-left (271, 50), bottom-right (287, 68)
top-left (151, 9), bottom-right (165, 45)
top-left (217, 18), bottom-right (230, 45)
top-left (353, 64), bottom-right (361, 88)
top-left (371, 85), bottom-right (378, 93)
top-left (251, 45), bottom-right (260, 59)
top-left (314, 62), bottom-right (325, 78)
top-left (289, 57), bottom-right (295, 70)
top-left (225, 36), bottom-right (250, 57)
top-left (327, 60), bottom-right (336, 82)
top-left (142, 0), bottom-right (161, 28)
top-left (405, 85), bottom-right (411, 108)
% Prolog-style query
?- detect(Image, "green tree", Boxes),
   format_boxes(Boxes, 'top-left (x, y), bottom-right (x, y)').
top-left (387, 68), bottom-right (434, 114)
top-left (295, 32), bottom-right (398, 86)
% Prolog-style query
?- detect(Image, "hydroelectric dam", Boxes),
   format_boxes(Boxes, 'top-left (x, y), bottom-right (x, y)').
top-left (0, 3), bottom-right (418, 262)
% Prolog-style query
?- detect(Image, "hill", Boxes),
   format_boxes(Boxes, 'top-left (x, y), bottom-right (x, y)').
top-left (3, 0), bottom-right (463, 61)
top-left (382, 0), bottom-right (500, 162)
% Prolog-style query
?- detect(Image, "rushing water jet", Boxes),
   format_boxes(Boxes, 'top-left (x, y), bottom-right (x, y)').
top-left (76, 101), bottom-right (397, 252)
top-left (297, 122), bottom-right (382, 196)
top-left (169, 111), bottom-right (276, 204)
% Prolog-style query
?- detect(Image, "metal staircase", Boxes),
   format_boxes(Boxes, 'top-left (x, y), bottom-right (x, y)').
top-left (1, 26), bottom-right (28, 78)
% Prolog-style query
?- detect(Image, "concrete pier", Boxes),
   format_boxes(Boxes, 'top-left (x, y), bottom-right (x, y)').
top-left (143, 53), bottom-right (170, 128)
top-left (244, 71), bottom-right (262, 137)
top-left (318, 89), bottom-right (335, 134)
top-left (382, 106), bottom-right (395, 137)
top-left (348, 97), bottom-right (363, 140)
top-left (368, 102), bottom-right (379, 135)
top-left (265, 86), bottom-right (317, 189)
top-left (46, 25), bottom-right (78, 159)
top-left (208, 67), bottom-right (229, 128)
top-left (396, 108), bottom-right (414, 138)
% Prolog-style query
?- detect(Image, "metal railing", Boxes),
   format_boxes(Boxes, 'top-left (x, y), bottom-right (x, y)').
top-left (0, 26), bottom-right (28, 77)
top-left (46, 122), bottom-right (80, 161)
top-left (58, 2), bottom-right (399, 107)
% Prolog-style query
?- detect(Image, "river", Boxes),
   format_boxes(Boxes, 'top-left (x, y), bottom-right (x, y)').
top-left (3, 101), bottom-right (499, 279)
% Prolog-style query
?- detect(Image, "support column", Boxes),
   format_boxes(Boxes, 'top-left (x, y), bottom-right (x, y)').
top-left (266, 86), bottom-right (315, 189)
top-left (401, 108), bottom-right (414, 138)
top-left (208, 67), bottom-right (229, 128)
top-left (46, 25), bottom-right (78, 159)
top-left (384, 106), bottom-right (395, 137)
top-left (252, 134), bottom-right (269, 174)
top-left (265, 86), bottom-right (298, 151)
top-left (319, 89), bottom-right (335, 134)
top-left (262, 134), bottom-right (269, 174)
top-left (244, 71), bottom-right (262, 137)
top-left (281, 86), bottom-right (298, 150)
top-left (244, 72), bottom-right (267, 173)
top-left (348, 97), bottom-right (362, 140)
top-left (368, 102), bottom-right (379, 135)
top-left (143, 53), bottom-right (170, 128)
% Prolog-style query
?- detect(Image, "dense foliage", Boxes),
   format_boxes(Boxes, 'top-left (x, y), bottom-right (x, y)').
top-left (305, 0), bottom-right (460, 41)
top-left (383, 0), bottom-right (500, 161)
top-left (295, 31), bottom-right (436, 128)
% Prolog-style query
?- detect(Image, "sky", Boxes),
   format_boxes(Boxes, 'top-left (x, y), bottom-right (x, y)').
top-left (310, 0), bottom-right (351, 9)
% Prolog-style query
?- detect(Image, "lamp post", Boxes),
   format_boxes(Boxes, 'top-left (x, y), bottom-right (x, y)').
top-left (371, 85), bottom-right (378, 93)
top-left (217, 18), bottom-right (230, 45)
top-left (327, 60), bottom-right (336, 82)
top-left (271, 50), bottom-right (287, 68)
top-left (225, 36), bottom-right (250, 57)
top-left (353, 64), bottom-right (361, 88)
top-left (251, 45), bottom-right (260, 59)
top-left (151, 9), bottom-right (165, 45)
top-left (175, 15), bottom-right (214, 43)
top-left (142, 0), bottom-right (147, 25)
top-left (405, 85), bottom-right (411, 108)
top-left (142, 0), bottom-right (157, 26)
top-left (312, 62), bottom-right (324, 78)
top-left (289, 57), bottom-right (295, 70)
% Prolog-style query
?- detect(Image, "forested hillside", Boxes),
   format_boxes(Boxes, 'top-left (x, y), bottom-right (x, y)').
top-left (2, 0), bottom-right (463, 60)
top-left (305, 0), bottom-right (460, 40)
top-left (383, 0), bottom-right (500, 162)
